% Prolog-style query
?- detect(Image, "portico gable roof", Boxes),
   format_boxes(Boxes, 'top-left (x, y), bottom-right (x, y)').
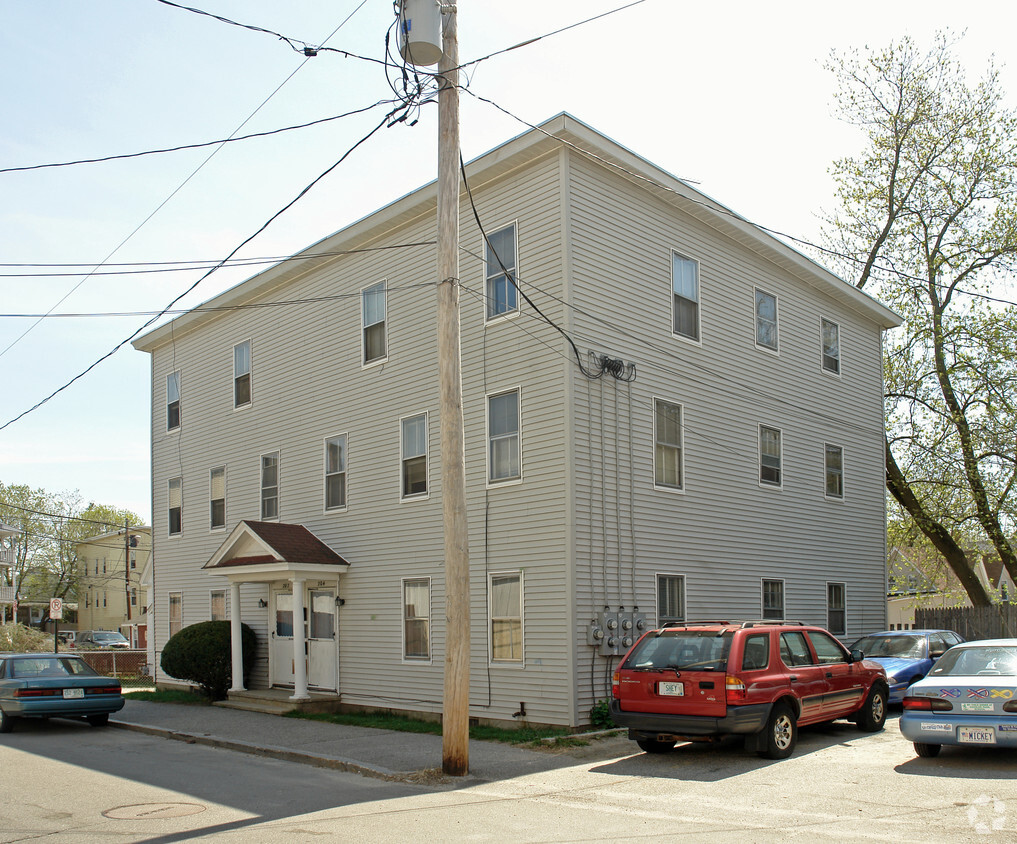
top-left (203, 520), bottom-right (350, 583)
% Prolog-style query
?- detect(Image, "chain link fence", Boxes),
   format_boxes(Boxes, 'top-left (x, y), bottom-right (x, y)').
top-left (74, 650), bottom-right (153, 688)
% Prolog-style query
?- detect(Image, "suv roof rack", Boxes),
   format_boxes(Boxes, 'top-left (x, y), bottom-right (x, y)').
top-left (660, 620), bottom-right (733, 628)
top-left (739, 620), bottom-right (807, 628)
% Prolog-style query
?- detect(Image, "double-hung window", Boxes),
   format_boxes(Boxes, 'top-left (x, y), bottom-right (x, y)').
top-left (169, 592), bottom-right (182, 638)
top-left (362, 281), bottom-right (387, 364)
top-left (827, 583), bottom-right (846, 635)
top-left (166, 371), bottom-right (181, 431)
top-left (325, 435), bottom-right (348, 510)
top-left (403, 578), bottom-right (430, 660)
top-left (210, 589), bottom-right (226, 621)
top-left (821, 318), bottom-right (840, 374)
top-left (657, 574), bottom-right (685, 624)
top-left (762, 579), bottom-right (785, 620)
top-left (759, 425), bottom-right (782, 487)
top-left (653, 399), bottom-right (683, 490)
top-left (825, 444), bottom-right (844, 499)
top-left (490, 572), bottom-right (523, 662)
top-left (755, 289), bottom-right (778, 351)
top-left (261, 452), bottom-right (279, 520)
top-left (485, 224), bottom-right (517, 320)
top-left (488, 389), bottom-right (520, 483)
top-left (401, 414), bottom-right (428, 498)
top-left (234, 340), bottom-right (252, 407)
top-left (671, 252), bottom-right (700, 341)
top-left (210, 466), bottom-right (226, 530)
top-left (168, 477), bottom-right (182, 536)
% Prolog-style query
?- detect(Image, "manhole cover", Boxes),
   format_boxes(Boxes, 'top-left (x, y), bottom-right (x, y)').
top-left (103, 803), bottom-right (207, 820)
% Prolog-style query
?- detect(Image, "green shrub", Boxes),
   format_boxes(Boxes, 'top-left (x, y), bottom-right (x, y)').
top-left (590, 698), bottom-right (614, 729)
top-left (160, 620), bottom-right (257, 700)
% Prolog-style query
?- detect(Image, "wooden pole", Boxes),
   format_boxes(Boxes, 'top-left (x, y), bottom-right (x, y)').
top-left (436, 4), bottom-right (470, 777)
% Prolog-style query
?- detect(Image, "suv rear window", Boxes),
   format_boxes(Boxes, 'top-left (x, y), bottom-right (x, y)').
top-left (623, 630), bottom-right (733, 671)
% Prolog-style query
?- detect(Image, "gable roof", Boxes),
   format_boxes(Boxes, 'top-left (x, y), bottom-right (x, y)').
top-left (203, 520), bottom-right (350, 582)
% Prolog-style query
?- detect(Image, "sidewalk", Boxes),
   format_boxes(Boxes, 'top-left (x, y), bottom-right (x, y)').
top-left (111, 699), bottom-right (629, 785)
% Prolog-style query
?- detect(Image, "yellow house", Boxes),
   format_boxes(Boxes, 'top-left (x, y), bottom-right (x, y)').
top-left (75, 527), bottom-right (151, 647)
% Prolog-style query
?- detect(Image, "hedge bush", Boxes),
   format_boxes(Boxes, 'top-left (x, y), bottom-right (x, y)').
top-left (160, 620), bottom-right (257, 700)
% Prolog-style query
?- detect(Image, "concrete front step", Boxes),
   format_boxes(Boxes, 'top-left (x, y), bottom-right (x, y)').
top-left (216, 688), bottom-right (343, 716)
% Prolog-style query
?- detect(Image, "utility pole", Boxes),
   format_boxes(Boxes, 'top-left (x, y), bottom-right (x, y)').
top-left (436, 4), bottom-right (470, 777)
top-left (124, 519), bottom-right (132, 624)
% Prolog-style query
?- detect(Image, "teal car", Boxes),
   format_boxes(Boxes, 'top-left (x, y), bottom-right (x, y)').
top-left (0, 653), bottom-right (124, 733)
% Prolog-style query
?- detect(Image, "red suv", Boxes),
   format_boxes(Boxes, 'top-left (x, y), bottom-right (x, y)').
top-left (610, 620), bottom-right (888, 759)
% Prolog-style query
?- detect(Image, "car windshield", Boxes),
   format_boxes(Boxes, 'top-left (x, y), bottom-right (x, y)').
top-left (930, 645), bottom-right (1017, 677)
top-left (852, 635), bottom-right (925, 659)
top-left (9, 657), bottom-right (97, 678)
top-left (94, 633), bottom-right (126, 643)
top-left (624, 630), bottom-right (733, 671)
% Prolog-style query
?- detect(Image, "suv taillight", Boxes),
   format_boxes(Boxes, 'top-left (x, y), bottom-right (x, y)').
top-left (725, 676), bottom-right (746, 702)
top-left (612, 670), bottom-right (620, 699)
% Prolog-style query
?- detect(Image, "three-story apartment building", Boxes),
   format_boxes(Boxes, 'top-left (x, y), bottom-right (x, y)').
top-left (134, 115), bottom-right (900, 727)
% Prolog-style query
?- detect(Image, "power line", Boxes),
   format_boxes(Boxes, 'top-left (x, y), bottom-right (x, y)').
top-left (0, 501), bottom-right (143, 530)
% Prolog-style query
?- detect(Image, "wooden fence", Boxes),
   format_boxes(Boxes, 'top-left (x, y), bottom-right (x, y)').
top-left (915, 605), bottom-right (1017, 641)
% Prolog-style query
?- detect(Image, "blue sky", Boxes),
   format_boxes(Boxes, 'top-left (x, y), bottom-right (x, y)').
top-left (1, 0), bottom-right (1015, 522)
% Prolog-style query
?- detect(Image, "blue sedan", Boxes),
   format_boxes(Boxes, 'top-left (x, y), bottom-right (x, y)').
top-left (0, 653), bottom-right (125, 733)
top-left (849, 630), bottom-right (964, 703)
top-left (900, 639), bottom-right (1017, 757)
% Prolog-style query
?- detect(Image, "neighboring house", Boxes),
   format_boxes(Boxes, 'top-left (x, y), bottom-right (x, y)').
top-left (75, 527), bottom-right (151, 648)
top-left (133, 114), bottom-right (901, 727)
top-left (0, 523), bottom-right (18, 622)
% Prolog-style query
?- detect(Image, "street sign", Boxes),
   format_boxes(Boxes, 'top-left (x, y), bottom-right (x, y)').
top-left (50, 597), bottom-right (63, 620)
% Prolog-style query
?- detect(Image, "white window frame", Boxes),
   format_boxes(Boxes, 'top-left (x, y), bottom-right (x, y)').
top-left (361, 280), bottom-right (388, 367)
top-left (261, 451), bottom-right (280, 521)
top-left (400, 413), bottom-right (429, 500)
top-left (759, 425), bottom-right (782, 488)
top-left (168, 477), bottom-right (182, 537)
top-left (488, 570), bottom-right (524, 665)
top-left (656, 573), bottom-right (686, 625)
top-left (754, 288), bottom-right (779, 353)
top-left (761, 578), bottom-right (785, 620)
top-left (210, 589), bottom-right (227, 621)
top-left (486, 388), bottom-right (522, 486)
top-left (169, 592), bottom-right (183, 638)
top-left (401, 577), bottom-right (431, 663)
top-left (671, 250), bottom-right (701, 343)
top-left (653, 398), bottom-right (684, 492)
top-left (166, 371), bottom-right (181, 432)
top-left (827, 582), bottom-right (846, 636)
top-left (824, 443), bottom-right (844, 500)
top-left (324, 434), bottom-right (348, 512)
top-left (484, 222), bottom-right (519, 322)
top-left (233, 339), bottom-right (252, 409)
top-left (821, 317), bottom-right (841, 375)
top-left (209, 466), bottom-right (226, 531)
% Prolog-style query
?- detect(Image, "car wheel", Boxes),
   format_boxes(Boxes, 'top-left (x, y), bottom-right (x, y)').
top-left (759, 702), bottom-right (797, 759)
top-left (857, 685), bottom-right (888, 732)
top-left (0, 708), bottom-right (16, 734)
top-left (87, 713), bottom-right (110, 728)
top-left (636, 738), bottom-right (676, 754)
top-left (914, 742), bottom-right (941, 758)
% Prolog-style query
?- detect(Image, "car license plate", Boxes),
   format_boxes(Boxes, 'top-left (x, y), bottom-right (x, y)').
top-left (62, 688), bottom-right (84, 699)
top-left (958, 727), bottom-right (995, 744)
top-left (659, 682), bottom-right (684, 697)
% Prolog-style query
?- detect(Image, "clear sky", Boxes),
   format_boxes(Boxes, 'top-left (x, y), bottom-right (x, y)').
top-left (1, 0), bottom-right (1015, 523)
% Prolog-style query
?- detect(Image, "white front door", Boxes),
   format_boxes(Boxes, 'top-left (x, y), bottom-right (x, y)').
top-left (307, 589), bottom-right (337, 691)
top-left (271, 590), bottom-right (297, 687)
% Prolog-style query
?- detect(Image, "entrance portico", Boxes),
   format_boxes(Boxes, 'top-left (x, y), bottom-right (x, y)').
top-left (202, 520), bottom-right (350, 702)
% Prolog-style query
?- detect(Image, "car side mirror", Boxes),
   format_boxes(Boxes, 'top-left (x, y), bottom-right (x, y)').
top-left (848, 648), bottom-right (864, 664)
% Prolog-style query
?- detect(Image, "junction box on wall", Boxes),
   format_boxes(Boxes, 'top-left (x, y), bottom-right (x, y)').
top-left (587, 609), bottom-right (647, 656)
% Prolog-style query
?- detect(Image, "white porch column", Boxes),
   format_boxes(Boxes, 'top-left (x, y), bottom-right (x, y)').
top-left (290, 577), bottom-right (309, 701)
top-left (229, 581), bottom-right (245, 692)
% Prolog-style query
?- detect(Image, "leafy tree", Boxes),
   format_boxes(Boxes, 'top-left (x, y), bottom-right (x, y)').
top-left (823, 33), bottom-right (1017, 606)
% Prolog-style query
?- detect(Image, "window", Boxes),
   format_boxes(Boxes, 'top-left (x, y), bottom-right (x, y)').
top-left (309, 591), bottom-right (334, 639)
top-left (759, 425), bottom-right (782, 486)
top-left (169, 592), bottom-right (182, 638)
top-left (130, 550), bottom-right (137, 569)
top-left (809, 629), bottom-right (848, 664)
top-left (490, 572), bottom-right (523, 662)
top-left (762, 579), bottom-right (784, 620)
top-left (168, 477), bottom-right (182, 536)
top-left (261, 452), bottom-right (279, 520)
top-left (825, 444), bottom-right (844, 499)
top-left (131, 588), bottom-right (137, 607)
top-left (741, 633), bottom-right (770, 670)
top-left (102, 591), bottom-right (107, 608)
top-left (657, 574), bottom-right (685, 624)
top-left (488, 389), bottom-right (520, 483)
top-left (755, 289), bottom-right (778, 351)
top-left (653, 399), bottom-right (683, 490)
top-left (362, 281), bottom-right (387, 364)
top-left (210, 590), bottom-right (226, 621)
top-left (780, 631), bottom-right (812, 666)
top-left (485, 223), bottom-right (517, 319)
top-left (401, 414), bottom-right (428, 498)
top-left (827, 582), bottom-right (846, 635)
top-left (821, 318), bottom-right (840, 374)
top-left (671, 252), bottom-right (700, 341)
top-left (403, 578), bottom-right (430, 660)
top-left (209, 466), bottom-right (226, 530)
top-left (234, 340), bottom-right (252, 407)
top-left (324, 435), bottom-right (347, 510)
top-left (167, 371), bottom-right (180, 431)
